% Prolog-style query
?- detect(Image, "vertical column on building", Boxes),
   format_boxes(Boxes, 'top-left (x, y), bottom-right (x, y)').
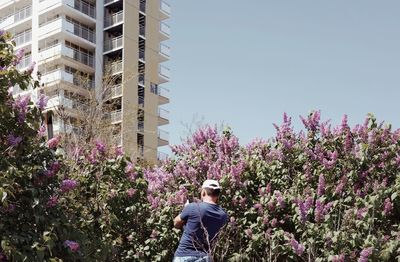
top-left (95, 0), bottom-right (104, 101)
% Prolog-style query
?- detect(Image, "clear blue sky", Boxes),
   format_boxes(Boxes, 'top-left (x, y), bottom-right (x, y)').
top-left (162, 0), bottom-right (400, 149)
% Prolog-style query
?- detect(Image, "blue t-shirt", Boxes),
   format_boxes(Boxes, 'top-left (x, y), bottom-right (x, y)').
top-left (175, 202), bottom-right (228, 257)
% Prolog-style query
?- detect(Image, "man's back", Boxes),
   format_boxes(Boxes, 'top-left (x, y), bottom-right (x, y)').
top-left (174, 202), bottom-right (228, 257)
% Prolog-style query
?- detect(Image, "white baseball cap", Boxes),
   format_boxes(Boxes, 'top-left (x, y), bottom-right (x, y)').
top-left (202, 179), bottom-right (221, 190)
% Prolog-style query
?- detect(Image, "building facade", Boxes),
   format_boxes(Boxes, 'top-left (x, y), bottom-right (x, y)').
top-left (0, 0), bottom-right (171, 162)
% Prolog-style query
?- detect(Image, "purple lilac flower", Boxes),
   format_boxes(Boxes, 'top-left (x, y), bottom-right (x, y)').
top-left (383, 198), bottom-right (393, 215)
top-left (60, 179), bottom-right (78, 193)
top-left (274, 191), bottom-right (285, 208)
top-left (13, 95), bottom-right (30, 123)
top-left (25, 61), bottom-right (36, 75)
top-left (253, 203), bottom-right (263, 215)
top-left (315, 199), bottom-right (333, 223)
top-left (115, 146), bottom-right (123, 156)
top-left (47, 195), bottom-right (58, 208)
top-left (36, 93), bottom-right (48, 110)
top-left (47, 136), bottom-right (60, 149)
top-left (290, 239), bottom-right (305, 256)
top-left (95, 140), bottom-right (106, 154)
top-left (270, 218), bottom-right (278, 227)
top-left (317, 174), bottom-right (326, 197)
top-left (7, 134), bottom-right (22, 147)
top-left (358, 247), bottom-right (373, 262)
top-left (356, 207), bottom-right (368, 220)
top-left (332, 254), bottom-right (345, 262)
top-left (322, 150), bottom-right (338, 169)
top-left (13, 48), bottom-right (25, 66)
top-left (335, 176), bottom-right (347, 195)
top-left (64, 240), bottom-right (80, 252)
top-left (127, 188), bottom-right (136, 198)
top-left (38, 124), bottom-right (46, 137)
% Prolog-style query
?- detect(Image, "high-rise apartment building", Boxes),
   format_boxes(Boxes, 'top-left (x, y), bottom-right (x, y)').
top-left (0, 0), bottom-right (171, 163)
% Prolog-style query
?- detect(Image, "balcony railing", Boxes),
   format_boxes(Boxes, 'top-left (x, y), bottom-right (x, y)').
top-left (160, 43), bottom-right (170, 58)
top-left (150, 83), bottom-right (169, 98)
top-left (104, 11), bottom-right (123, 28)
top-left (38, 0), bottom-right (95, 18)
top-left (106, 60), bottom-right (122, 75)
top-left (160, 22), bottom-right (170, 37)
top-left (0, 5), bottom-right (32, 28)
top-left (73, 77), bottom-right (95, 89)
top-left (14, 30), bottom-right (32, 47)
top-left (16, 55), bottom-right (32, 70)
top-left (110, 110), bottom-right (122, 123)
top-left (159, 65), bottom-right (170, 80)
top-left (73, 0), bottom-right (96, 18)
top-left (104, 36), bottom-right (123, 52)
top-left (158, 129), bottom-right (169, 142)
top-left (39, 43), bottom-right (94, 68)
top-left (158, 108), bottom-right (169, 120)
top-left (39, 18), bottom-right (95, 43)
top-left (110, 84), bottom-right (122, 97)
top-left (160, 1), bottom-right (171, 16)
top-left (41, 68), bottom-right (94, 89)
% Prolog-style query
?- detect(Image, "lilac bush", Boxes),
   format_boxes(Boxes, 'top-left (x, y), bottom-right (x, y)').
top-left (143, 112), bottom-right (400, 261)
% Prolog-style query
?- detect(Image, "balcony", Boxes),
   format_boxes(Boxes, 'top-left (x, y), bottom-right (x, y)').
top-left (39, 18), bottom-right (95, 45)
top-left (158, 65), bottom-right (170, 83)
top-left (104, 10), bottom-right (123, 28)
top-left (41, 69), bottom-right (74, 86)
top-left (41, 68), bottom-right (94, 89)
top-left (0, 5), bottom-right (31, 29)
top-left (150, 83), bottom-right (169, 105)
top-left (16, 55), bottom-right (31, 70)
top-left (110, 110), bottom-right (122, 123)
top-left (39, 43), bottom-right (94, 68)
top-left (158, 108), bottom-right (169, 126)
top-left (14, 29), bottom-right (32, 48)
top-left (48, 95), bottom-right (89, 113)
top-left (158, 129), bottom-right (169, 146)
top-left (159, 43), bottom-right (170, 61)
top-left (104, 36), bottom-right (123, 53)
top-left (160, 22), bottom-right (170, 40)
top-left (106, 60), bottom-right (123, 75)
top-left (160, 1), bottom-right (171, 20)
top-left (109, 84), bottom-right (122, 98)
top-left (39, 0), bottom-right (95, 19)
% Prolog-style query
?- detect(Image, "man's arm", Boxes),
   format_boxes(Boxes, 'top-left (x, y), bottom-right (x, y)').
top-left (173, 214), bottom-right (185, 229)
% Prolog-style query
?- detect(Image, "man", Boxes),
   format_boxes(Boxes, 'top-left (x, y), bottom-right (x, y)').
top-left (173, 179), bottom-right (228, 262)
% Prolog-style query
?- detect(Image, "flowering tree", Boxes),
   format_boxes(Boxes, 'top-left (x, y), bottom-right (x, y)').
top-left (0, 31), bottom-right (68, 260)
top-left (143, 113), bottom-right (400, 261)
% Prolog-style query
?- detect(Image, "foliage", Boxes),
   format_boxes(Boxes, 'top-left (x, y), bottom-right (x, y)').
top-left (144, 113), bottom-right (400, 261)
